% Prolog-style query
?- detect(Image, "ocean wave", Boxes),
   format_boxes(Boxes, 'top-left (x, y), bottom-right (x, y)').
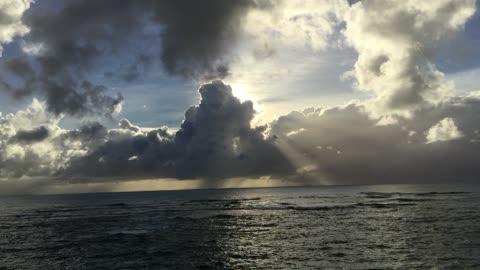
top-left (360, 191), bottom-right (470, 198)
top-left (393, 198), bottom-right (433, 202)
top-left (107, 203), bottom-right (128, 207)
top-left (207, 214), bottom-right (238, 219)
top-left (355, 202), bottom-right (416, 208)
top-left (188, 197), bottom-right (261, 203)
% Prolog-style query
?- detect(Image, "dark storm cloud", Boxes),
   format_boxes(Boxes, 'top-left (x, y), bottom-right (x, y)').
top-left (9, 126), bottom-right (49, 143)
top-left (149, 0), bottom-right (262, 79)
top-left (3, 57), bottom-right (34, 81)
top-left (59, 122), bottom-right (108, 147)
top-left (0, 0), bottom-right (274, 116)
top-left (23, 0), bottom-right (267, 78)
top-left (0, 57), bottom-right (35, 98)
top-left (64, 81), bottom-right (294, 181)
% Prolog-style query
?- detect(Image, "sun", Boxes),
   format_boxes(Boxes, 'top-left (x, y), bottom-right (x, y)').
top-left (228, 82), bottom-right (262, 108)
top-left (229, 82), bottom-right (253, 103)
top-left (228, 82), bottom-right (269, 125)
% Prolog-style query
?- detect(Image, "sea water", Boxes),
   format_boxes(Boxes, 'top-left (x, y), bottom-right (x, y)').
top-left (1, 184), bottom-right (479, 269)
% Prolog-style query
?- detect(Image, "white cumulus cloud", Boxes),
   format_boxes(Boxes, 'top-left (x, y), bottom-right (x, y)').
top-left (426, 117), bottom-right (464, 143)
top-left (344, 0), bottom-right (476, 117)
top-left (0, 0), bottom-right (33, 57)
top-left (244, 0), bottom-right (349, 53)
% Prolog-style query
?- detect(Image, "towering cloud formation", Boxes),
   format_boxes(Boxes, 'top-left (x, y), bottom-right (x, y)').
top-left (65, 81), bottom-right (293, 180)
top-left (344, 0), bottom-right (476, 117)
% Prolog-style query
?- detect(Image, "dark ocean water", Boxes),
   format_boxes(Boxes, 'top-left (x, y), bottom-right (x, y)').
top-left (1, 184), bottom-right (480, 269)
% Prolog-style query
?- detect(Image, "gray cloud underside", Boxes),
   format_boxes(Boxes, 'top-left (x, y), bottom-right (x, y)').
top-left (1, 81), bottom-right (480, 185)
top-left (9, 125), bottom-right (49, 143)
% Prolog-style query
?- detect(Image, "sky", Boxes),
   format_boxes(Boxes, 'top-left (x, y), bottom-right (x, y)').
top-left (0, 0), bottom-right (480, 194)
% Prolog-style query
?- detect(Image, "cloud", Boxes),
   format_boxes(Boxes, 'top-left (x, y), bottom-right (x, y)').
top-left (0, 0), bottom-right (351, 118)
top-left (0, 57), bottom-right (35, 97)
top-left (1, 0), bottom-right (480, 192)
top-left (268, 95), bottom-right (480, 184)
top-left (119, 119), bottom-right (141, 133)
top-left (426, 117), bottom-right (464, 143)
top-left (1, 82), bottom-right (480, 191)
top-left (344, 0), bottom-right (477, 116)
top-left (0, 0), bottom-right (278, 117)
top-left (0, 81), bottom-right (480, 189)
top-left (150, 0), bottom-right (269, 79)
top-left (244, 0), bottom-right (348, 52)
top-left (0, 99), bottom-right (113, 179)
top-left (64, 81), bottom-right (294, 181)
top-left (9, 125), bottom-right (49, 143)
top-left (1, 0), bottom-right (477, 120)
top-left (0, 0), bottom-right (32, 56)
top-left (0, 99), bottom-right (64, 178)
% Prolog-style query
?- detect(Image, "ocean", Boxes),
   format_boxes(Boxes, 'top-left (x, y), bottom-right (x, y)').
top-left (1, 184), bottom-right (479, 269)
